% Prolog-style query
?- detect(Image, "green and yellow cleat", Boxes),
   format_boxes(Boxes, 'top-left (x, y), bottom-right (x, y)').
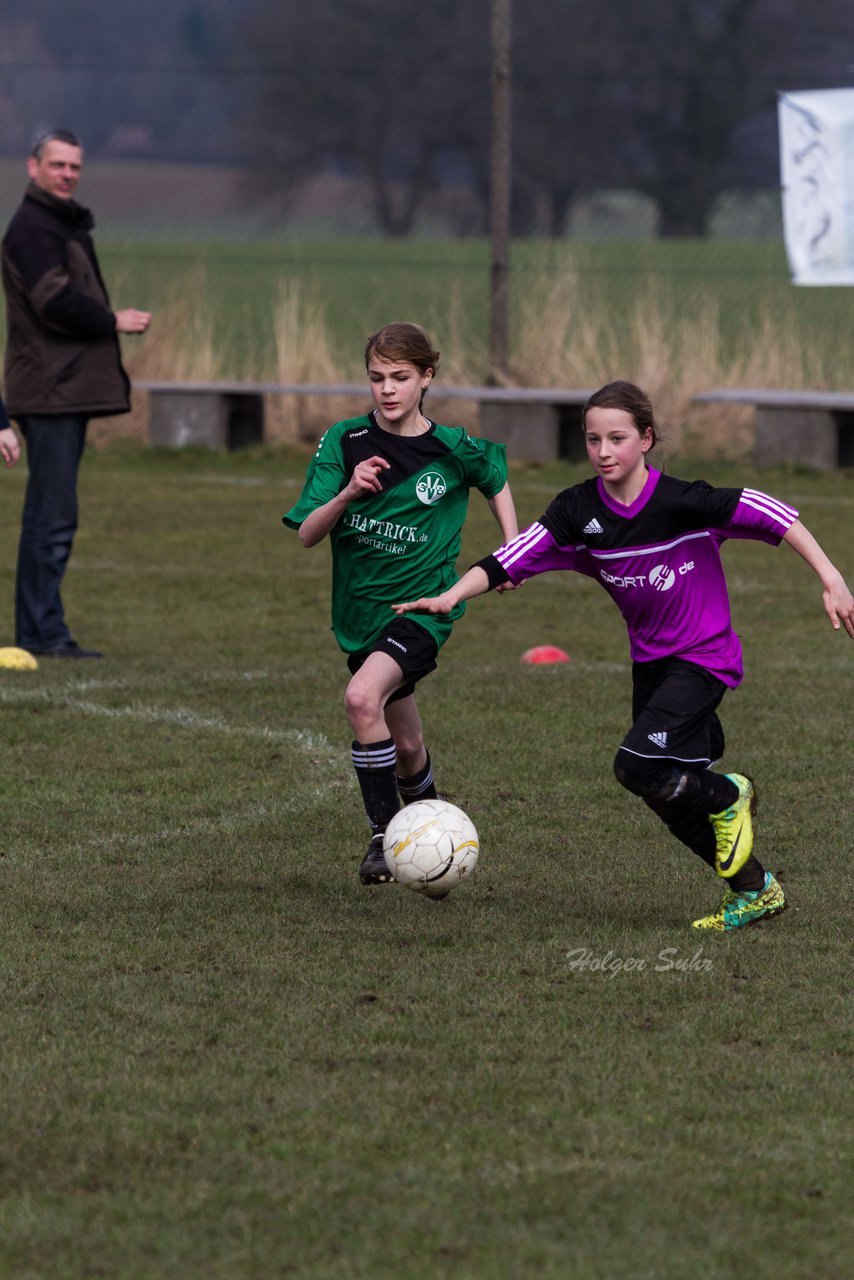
top-left (692, 872), bottom-right (785, 931)
top-left (709, 772), bottom-right (755, 878)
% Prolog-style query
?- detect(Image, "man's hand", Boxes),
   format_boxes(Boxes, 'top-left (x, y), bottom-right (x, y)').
top-left (0, 426), bottom-right (20, 467)
top-left (114, 308), bottom-right (151, 334)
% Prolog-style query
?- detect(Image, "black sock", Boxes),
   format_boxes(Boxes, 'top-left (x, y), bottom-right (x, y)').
top-left (729, 856), bottom-right (766, 893)
top-left (645, 772), bottom-right (760, 881)
top-left (397, 751), bottom-right (437, 804)
top-left (672, 768), bottom-right (739, 814)
top-left (352, 738), bottom-right (399, 834)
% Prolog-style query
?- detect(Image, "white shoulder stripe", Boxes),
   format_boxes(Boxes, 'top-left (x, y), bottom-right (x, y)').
top-left (742, 488), bottom-right (798, 520)
top-left (495, 522), bottom-right (552, 569)
top-left (739, 495), bottom-right (797, 528)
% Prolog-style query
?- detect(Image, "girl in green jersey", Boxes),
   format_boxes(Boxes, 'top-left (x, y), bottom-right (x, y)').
top-left (284, 322), bottom-right (518, 885)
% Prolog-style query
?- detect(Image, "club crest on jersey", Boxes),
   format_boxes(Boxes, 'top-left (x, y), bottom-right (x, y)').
top-left (416, 471), bottom-right (447, 505)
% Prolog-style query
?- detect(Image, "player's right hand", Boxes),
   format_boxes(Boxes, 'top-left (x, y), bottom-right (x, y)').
top-left (114, 308), bottom-right (151, 334)
top-left (346, 455), bottom-right (390, 498)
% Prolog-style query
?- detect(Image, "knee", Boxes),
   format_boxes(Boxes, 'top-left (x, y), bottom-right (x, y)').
top-left (393, 729), bottom-right (425, 771)
top-left (344, 678), bottom-right (381, 729)
top-left (614, 750), bottom-right (685, 802)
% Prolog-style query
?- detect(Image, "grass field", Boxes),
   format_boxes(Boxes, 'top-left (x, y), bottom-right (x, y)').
top-left (4, 227), bottom-right (854, 456)
top-left (4, 233), bottom-right (854, 391)
top-left (92, 237), bottom-right (854, 383)
top-left (0, 443), bottom-right (851, 1278)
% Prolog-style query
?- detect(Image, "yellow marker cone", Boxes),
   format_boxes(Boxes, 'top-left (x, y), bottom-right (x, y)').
top-left (0, 646), bottom-right (38, 671)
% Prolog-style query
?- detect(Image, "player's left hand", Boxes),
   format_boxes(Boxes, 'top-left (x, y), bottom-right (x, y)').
top-left (391, 595), bottom-right (454, 616)
top-left (824, 577), bottom-right (854, 638)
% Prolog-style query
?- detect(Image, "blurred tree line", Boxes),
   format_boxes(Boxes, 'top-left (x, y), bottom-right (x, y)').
top-left (0, 0), bottom-right (240, 160)
top-left (241, 0), bottom-right (854, 237)
top-left (1, 0), bottom-right (853, 237)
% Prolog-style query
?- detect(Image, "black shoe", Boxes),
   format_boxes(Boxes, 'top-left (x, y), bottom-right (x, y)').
top-left (25, 640), bottom-right (103, 659)
top-left (359, 833), bottom-right (393, 885)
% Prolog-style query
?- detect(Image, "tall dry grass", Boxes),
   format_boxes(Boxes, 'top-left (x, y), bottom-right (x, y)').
top-left (266, 283), bottom-right (355, 444)
top-left (509, 265), bottom-right (834, 457)
top-left (108, 265), bottom-right (839, 458)
top-left (114, 273), bottom-right (226, 447)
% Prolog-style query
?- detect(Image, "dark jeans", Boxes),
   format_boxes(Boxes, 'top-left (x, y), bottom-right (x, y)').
top-left (15, 414), bottom-right (88, 649)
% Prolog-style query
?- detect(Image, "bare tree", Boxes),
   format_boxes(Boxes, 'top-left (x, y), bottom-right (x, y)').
top-left (239, 0), bottom-right (490, 236)
top-left (511, 2), bottom-right (625, 235)
top-left (616, 0), bottom-right (854, 236)
top-left (236, 0), bottom-right (854, 239)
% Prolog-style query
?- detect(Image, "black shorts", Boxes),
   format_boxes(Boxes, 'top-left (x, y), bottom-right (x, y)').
top-left (618, 657), bottom-right (727, 770)
top-left (346, 618), bottom-right (439, 706)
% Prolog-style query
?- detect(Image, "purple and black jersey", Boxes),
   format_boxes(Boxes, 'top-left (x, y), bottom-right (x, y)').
top-left (481, 466), bottom-right (798, 687)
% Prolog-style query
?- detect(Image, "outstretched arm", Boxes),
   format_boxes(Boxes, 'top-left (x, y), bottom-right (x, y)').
top-left (393, 565), bottom-right (492, 617)
top-left (783, 518), bottom-right (854, 637)
top-left (298, 456), bottom-right (390, 547)
top-left (486, 480), bottom-right (519, 595)
top-left (487, 481), bottom-right (518, 544)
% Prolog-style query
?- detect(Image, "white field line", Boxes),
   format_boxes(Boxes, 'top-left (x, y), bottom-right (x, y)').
top-left (86, 784), bottom-right (351, 853)
top-left (0, 682), bottom-right (342, 754)
top-left (0, 677), bottom-right (353, 852)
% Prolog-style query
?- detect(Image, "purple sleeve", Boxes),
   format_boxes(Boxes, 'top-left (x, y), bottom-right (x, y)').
top-left (487, 521), bottom-right (593, 585)
top-left (723, 488), bottom-right (799, 546)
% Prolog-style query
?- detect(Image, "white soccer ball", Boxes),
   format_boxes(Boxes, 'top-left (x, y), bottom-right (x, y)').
top-left (383, 798), bottom-right (479, 899)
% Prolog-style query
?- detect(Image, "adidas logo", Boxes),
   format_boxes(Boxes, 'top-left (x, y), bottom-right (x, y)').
top-left (648, 731), bottom-right (668, 749)
top-left (583, 518), bottom-right (604, 535)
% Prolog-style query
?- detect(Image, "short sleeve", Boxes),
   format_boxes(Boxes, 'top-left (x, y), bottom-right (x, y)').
top-left (282, 426), bottom-right (346, 530)
top-left (460, 433), bottom-right (508, 499)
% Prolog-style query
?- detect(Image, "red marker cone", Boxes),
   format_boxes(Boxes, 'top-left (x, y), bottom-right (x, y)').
top-left (521, 645), bottom-right (570, 665)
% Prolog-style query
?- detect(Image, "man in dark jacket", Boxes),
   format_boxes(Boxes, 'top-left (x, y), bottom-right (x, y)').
top-left (1, 128), bottom-right (151, 658)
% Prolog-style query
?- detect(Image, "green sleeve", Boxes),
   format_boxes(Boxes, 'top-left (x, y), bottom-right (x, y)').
top-left (463, 433), bottom-right (508, 499)
top-left (282, 426), bottom-right (346, 530)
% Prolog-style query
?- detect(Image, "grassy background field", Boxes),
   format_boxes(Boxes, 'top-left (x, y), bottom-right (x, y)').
top-left (0, 444), bottom-right (851, 1278)
top-left (96, 237), bottom-right (854, 385)
top-left (4, 229), bottom-right (854, 413)
top-left (2, 189), bottom-right (854, 457)
top-left (85, 237), bottom-right (854, 456)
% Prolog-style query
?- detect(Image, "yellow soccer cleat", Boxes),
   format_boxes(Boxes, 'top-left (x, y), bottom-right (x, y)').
top-left (692, 872), bottom-right (785, 931)
top-left (709, 773), bottom-right (755, 878)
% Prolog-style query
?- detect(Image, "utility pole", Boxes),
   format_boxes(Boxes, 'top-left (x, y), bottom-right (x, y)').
top-left (489, 0), bottom-right (511, 383)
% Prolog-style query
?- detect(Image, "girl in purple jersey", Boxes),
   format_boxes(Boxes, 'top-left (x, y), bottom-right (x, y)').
top-left (393, 381), bottom-right (854, 931)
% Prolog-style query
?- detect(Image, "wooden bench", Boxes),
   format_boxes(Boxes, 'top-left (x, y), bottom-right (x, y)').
top-left (134, 379), bottom-right (594, 461)
top-left (694, 388), bottom-right (854, 470)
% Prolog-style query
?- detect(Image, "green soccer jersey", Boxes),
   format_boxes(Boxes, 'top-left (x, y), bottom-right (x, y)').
top-left (283, 413), bottom-right (508, 654)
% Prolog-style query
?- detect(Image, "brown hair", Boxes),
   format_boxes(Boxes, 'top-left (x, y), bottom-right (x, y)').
top-left (582, 380), bottom-right (660, 450)
top-left (364, 322), bottom-right (440, 380)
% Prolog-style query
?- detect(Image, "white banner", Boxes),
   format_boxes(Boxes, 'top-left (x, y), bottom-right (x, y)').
top-left (778, 88), bottom-right (854, 286)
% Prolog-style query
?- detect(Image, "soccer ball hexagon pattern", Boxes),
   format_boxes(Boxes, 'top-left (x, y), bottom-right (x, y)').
top-left (383, 798), bottom-right (479, 898)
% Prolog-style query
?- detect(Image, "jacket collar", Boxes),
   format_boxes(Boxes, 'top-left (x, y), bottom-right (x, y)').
top-left (24, 181), bottom-right (95, 232)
